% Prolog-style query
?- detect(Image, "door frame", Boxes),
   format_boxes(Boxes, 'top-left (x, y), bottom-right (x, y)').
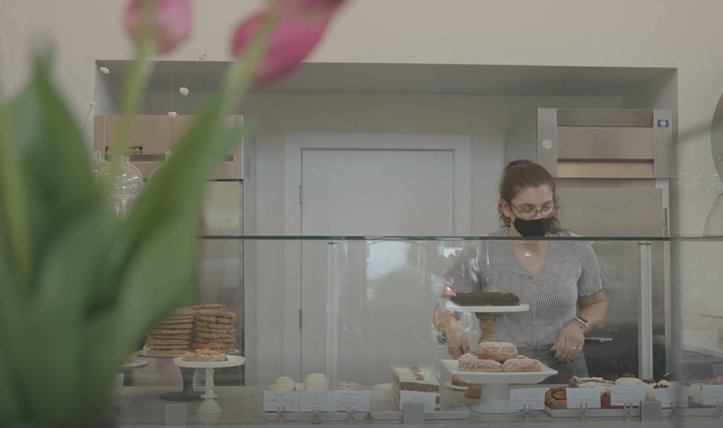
top-left (282, 132), bottom-right (472, 378)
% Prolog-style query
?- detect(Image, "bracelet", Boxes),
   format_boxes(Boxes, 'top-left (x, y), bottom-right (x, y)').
top-left (573, 317), bottom-right (588, 334)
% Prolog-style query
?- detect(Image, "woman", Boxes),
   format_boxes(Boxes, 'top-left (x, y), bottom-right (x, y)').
top-left (447, 159), bottom-right (608, 383)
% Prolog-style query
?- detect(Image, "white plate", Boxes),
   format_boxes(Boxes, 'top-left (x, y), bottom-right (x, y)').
top-left (444, 381), bottom-right (468, 391)
top-left (121, 358), bottom-right (149, 369)
top-left (173, 355), bottom-right (245, 369)
top-left (138, 349), bottom-right (240, 359)
top-left (263, 411), bottom-right (367, 422)
top-left (372, 383), bottom-right (392, 390)
top-left (454, 304), bottom-right (530, 313)
top-left (441, 359), bottom-right (557, 385)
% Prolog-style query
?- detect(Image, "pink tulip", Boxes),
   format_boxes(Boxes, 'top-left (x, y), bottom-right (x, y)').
top-left (267, 0), bottom-right (347, 24)
top-left (123, 0), bottom-right (191, 54)
top-left (231, 12), bottom-right (331, 84)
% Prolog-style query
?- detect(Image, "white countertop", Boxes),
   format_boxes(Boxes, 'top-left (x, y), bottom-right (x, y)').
top-left (114, 386), bottom-right (722, 427)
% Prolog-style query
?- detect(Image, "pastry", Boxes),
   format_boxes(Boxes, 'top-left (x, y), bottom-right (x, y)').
top-left (195, 316), bottom-right (217, 323)
top-left (272, 376), bottom-right (295, 391)
top-left (646, 383), bottom-right (669, 401)
top-left (195, 309), bottom-right (222, 316)
top-left (458, 353), bottom-right (502, 372)
top-left (195, 331), bottom-right (236, 340)
top-left (304, 373), bottom-right (330, 391)
top-left (464, 384), bottom-right (481, 399)
top-left (451, 376), bottom-right (469, 387)
top-left (615, 373), bottom-right (643, 386)
top-left (545, 387), bottom-right (568, 410)
top-left (195, 321), bottom-right (234, 330)
top-left (215, 317), bottom-right (234, 324)
top-left (190, 304), bottom-right (222, 310)
top-left (393, 366), bottom-right (441, 408)
top-left (476, 341), bottom-right (518, 362)
top-left (124, 353), bottom-right (137, 364)
top-left (502, 358), bottom-right (540, 372)
top-left (336, 382), bottom-right (361, 391)
top-left (569, 377), bottom-right (614, 389)
top-left (152, 323), bottom-right (194, 330)
top-left (217, 311), bottom-right (237, 319)
top-left (450, 292), bottom-right (520, 307)
top-left (182, 348), bottom-right (227, 362)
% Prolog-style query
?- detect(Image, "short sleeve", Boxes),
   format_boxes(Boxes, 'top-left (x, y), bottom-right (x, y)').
top-left (577, 242), bottom-right (607, 297)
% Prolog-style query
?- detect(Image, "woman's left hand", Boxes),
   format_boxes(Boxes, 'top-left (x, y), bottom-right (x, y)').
top-left (550, 322), bottom-right (585, 363)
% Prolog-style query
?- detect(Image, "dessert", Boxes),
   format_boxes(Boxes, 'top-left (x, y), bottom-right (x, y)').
top-left (502, 358), bottom-right (540, 372)
top-left (393, 366), bottom-right (441, 408)
top-left (272, 376), bottom-right (295, 391)
top-left (181, 348), bottom-right (228, 362)
top-left (451, 376), bottom-right (469, 387)
top-left (614, 373), bottom-right (643, 386)
top-left (450, 292), bottom-right (520, 307)
top-left (458, 353), bottom-right (502, 372)
top-left (336, 382), bottom-right (361, 391)
top-left (191, 307), bottom-right (238, 353)
top-left (569, 376), bottom-right (614, 390)
top-left (646, 383), bottom-right (669, 401)
top-left (545, 387), bottom-right (568, 410)
top-left (304, 373), bottom-right (330, 391)
top-left (144, 307), bottom-right (196, 354)
top-left (476, 341), bottom-right (518, 362)
top-left (124, 353), bottom-right (138, 364)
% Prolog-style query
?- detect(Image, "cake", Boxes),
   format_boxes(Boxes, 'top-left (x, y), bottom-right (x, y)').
top-left (393, 366), bottom-right (441, 409)
top-left (304, 373), bottom-right (330, 391)
top-left (450, 292), bottom-right (520, 307)
top-left (272, 376), bottom-right (295, 391)
top-left (181, 348), bottom-right (228, 362)
top-left (614, 373), bottom-right (643, 386)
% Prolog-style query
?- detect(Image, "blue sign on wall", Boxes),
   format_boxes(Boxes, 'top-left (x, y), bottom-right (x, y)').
top-left (657, 119), bottom-right (670, 128)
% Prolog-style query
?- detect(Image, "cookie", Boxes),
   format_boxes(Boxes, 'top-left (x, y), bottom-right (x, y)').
top-left (195, 321), bottom-right (230, 329)
top-left (195, 332), bottom-right (236, 340)
top-left (195, 316), bottom-right (217, 323)
top-left (217, 311), bottom-right (237, 319)
top-left (146, 349), bottom-right (189, 355)
top-left (147, 344), bottom-right (191, 350)
top-left (215, 317), bottom-right (234, 324)
top-left (154, 323), bottom-right (194, 330)
top-left (193, 338), bottom-right (236, 346)
top-left (191, 346), bottom-right (235, 354)
top-left (146, 339), bottom-right (190, 345)
top-left (169, 308), bottom-right (196, 316)
top-left (149, 328), bottom-right (192, 335)
top-left (190, 304), bottom-right (222, 310)
top-left (195, 309), bottom-right (221, 316)
top-left (158, 318), bottom-right (194, 324)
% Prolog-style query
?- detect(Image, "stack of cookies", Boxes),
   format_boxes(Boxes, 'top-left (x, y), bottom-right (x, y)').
top-left (144, 308), bottom-right (196, 355)
top-left (191, 304), bottom-right (237, 353)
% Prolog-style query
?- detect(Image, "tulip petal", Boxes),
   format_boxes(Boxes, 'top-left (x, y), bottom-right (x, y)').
top-left (267, 0), bottom-right (347, 23)
top-left (231, 13), bottom-right (330, 84)
top-left (123, 0), bottom-right (191, 54)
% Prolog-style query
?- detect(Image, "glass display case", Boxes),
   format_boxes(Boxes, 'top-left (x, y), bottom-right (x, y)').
top-left (114, 235), bottom-right (723, 427)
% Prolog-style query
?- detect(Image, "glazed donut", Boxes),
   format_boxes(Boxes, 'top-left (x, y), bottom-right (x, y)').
top-left (458, 353), bottom-right (502, 372)
top-left (476, 341), bottom-right (518, 362)
top-left (502, 358), bottom-right (540, 372)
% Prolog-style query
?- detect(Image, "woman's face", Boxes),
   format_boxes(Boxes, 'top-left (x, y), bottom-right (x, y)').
top-left (501, 185), bottom-right (554, 223)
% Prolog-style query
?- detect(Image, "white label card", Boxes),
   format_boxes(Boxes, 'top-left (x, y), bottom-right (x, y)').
top-left (610, 386), bottom-right (646, 406)
top-left (565, 388), bottom-right (601, 409)
top-left (509, 388), bottom-right (547, 410)
top-left (334, 391), bottom-right (370, 412)
top-left (656, 387), bottom-right (688, 408)
top-left (299, 391), bottom-right (335, 412)
top-left (263, 391), bottom-right (300, 412)
top-left (399, 391), bottom-right (436, 413)
top-left (703, 385), bottom-right (723, 406)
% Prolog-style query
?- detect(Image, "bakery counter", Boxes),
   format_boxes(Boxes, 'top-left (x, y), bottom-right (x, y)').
top-left (113, 386), bottom-right (720, 427)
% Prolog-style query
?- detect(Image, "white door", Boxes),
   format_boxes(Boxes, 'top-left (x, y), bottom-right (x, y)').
top-left (284, 133), bottom-right (471, 385)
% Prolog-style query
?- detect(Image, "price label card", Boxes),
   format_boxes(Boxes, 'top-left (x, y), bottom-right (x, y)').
top-left (263, 391), bottom-right (300, 412)
top-left (656, 387), bottom-right (688, 408)
top-left (703, 385), bottom-right (723, 405)
top-left (334, 391), bottom-right (370, 412)
top-left (399, 391), bottom-right (437, 413)
top-left (299, 391), bottom-right (335, 412)
top-left (509, 388), bottom-right (547, 410)
top-left (565, 388), bottom-right (601, 409)
top-left (610, 386), bottom-right (646, 407)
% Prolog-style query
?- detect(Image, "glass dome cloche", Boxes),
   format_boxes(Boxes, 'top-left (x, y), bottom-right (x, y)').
top-left (100, 155), bottom-right (144, 217)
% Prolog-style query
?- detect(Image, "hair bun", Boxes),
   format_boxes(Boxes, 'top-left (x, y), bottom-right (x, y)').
top-left (504, 159), bottom-right (532, 172)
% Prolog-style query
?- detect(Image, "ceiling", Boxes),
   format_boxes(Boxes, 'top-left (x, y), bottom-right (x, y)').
top-left (102, 61), bottom-right (675, 97)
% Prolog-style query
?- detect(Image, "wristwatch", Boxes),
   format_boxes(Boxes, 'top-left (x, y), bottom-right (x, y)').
top-left (574, 316), bottom-right (589, 333)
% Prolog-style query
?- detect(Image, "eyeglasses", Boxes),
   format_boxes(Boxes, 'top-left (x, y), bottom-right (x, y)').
top-left (511, 203), bottom-right (557, 220)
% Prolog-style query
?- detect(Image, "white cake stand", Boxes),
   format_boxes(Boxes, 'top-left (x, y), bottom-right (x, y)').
top-left (174, 356), bottom-right (245, 415)
top-left (442, 359), bottom-right (557, 414)
top-left (454, 305), bottom-right (530, 343)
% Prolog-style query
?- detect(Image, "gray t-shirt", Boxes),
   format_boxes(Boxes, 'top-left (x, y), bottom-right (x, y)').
top-left (448, 227), bottom-right (606, 347)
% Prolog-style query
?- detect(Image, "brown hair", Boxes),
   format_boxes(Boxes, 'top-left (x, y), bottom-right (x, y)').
top-left (498, 159), bottom-right (562, 233)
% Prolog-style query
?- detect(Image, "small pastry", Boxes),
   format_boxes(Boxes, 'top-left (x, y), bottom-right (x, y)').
top-left (502, 358), bottom-right (540, 372)
top-left (458, 353), bottom-right (502, 372)
top-left (615, 373), bottom-right (643, 386)
top-left (272, 376), bottom-right (295, 391)
top-left (476, 341), bottom-right (518, 362)
top-left (304, 373), bottom-right (330, 391)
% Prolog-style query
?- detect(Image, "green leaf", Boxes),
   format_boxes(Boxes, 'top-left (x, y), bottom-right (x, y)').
top-left (82, 216), bottom-right (199, 414)
top-left (15, 206), bottom-right (116, 425)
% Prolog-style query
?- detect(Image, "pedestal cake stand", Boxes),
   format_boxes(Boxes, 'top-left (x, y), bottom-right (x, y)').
top-left (174, 356), bottom-right (246, 415)
top-left (442, 359), bottom-right (557, 414)
top-left (455, 305), bottom-right (529, 343)
top-left (138, 350), bottom-right (240, 401)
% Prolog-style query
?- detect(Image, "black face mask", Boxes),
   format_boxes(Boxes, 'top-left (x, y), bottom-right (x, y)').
top-left (513, 216), bottom-right (553, 237)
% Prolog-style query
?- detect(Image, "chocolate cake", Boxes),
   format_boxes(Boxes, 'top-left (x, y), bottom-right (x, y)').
top-left (451, 292), bottom-right (520, 307)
